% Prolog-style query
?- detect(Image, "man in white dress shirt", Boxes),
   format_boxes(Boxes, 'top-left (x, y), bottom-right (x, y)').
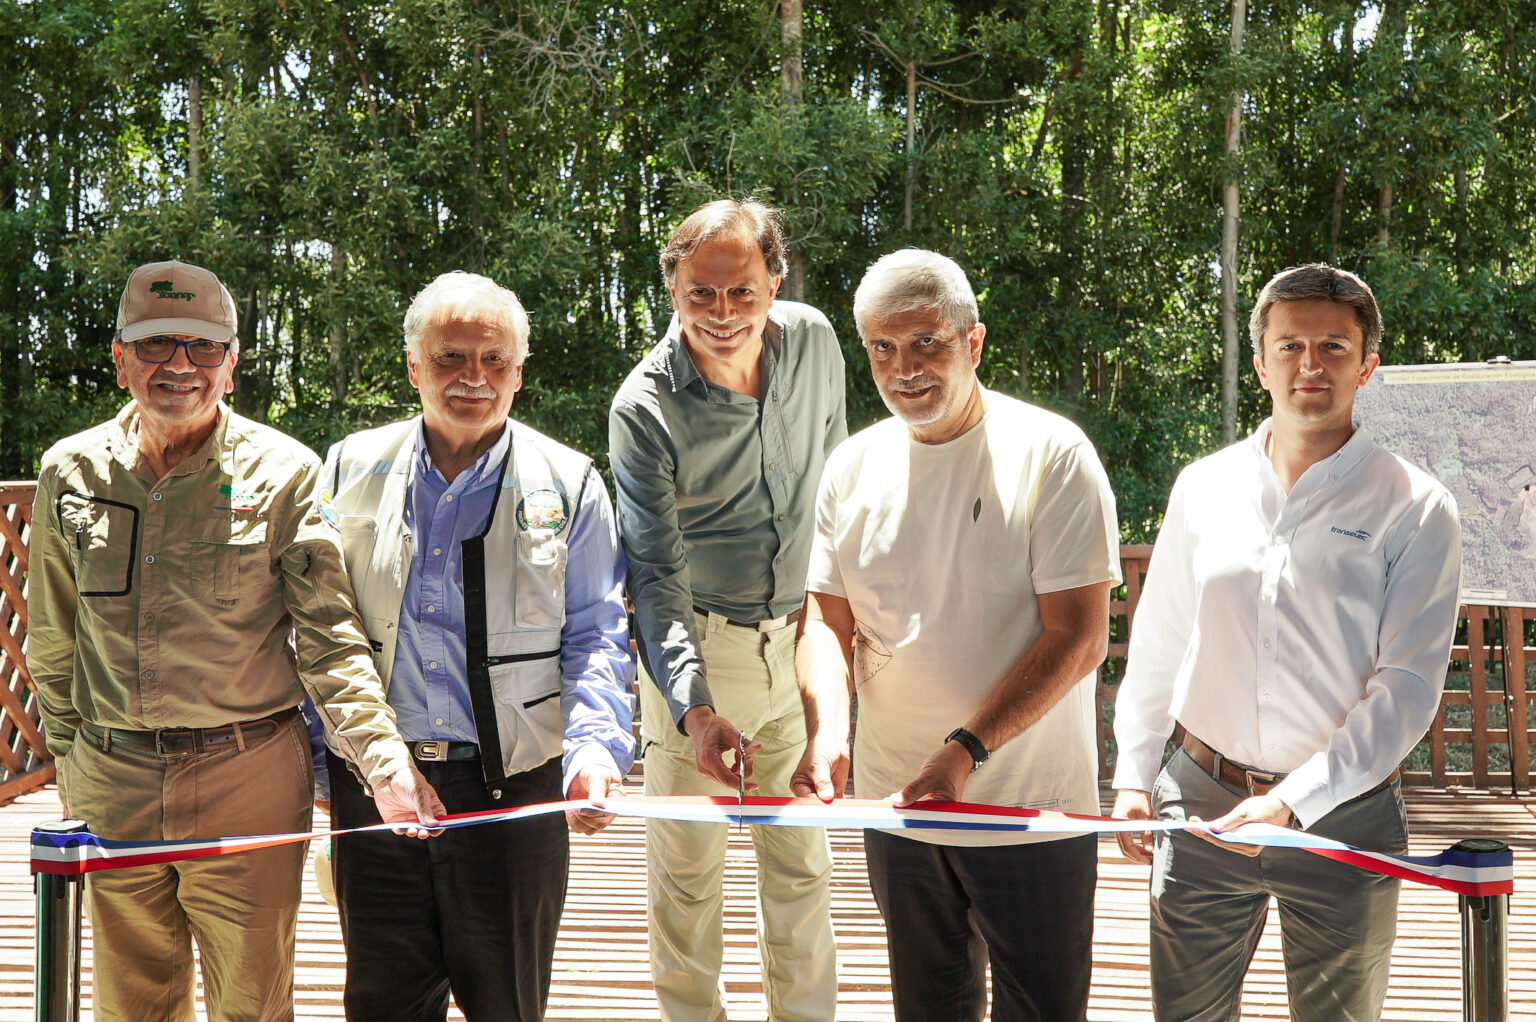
top-left (1111, 264), bottom-right (1462, 1020)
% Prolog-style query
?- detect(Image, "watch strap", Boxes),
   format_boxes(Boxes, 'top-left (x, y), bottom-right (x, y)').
top-left (945, 727), bottom-right (989, 772)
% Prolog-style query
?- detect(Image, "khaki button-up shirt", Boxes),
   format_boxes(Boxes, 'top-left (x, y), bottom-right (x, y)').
top-left (28, 403), bottom-right (410, 784)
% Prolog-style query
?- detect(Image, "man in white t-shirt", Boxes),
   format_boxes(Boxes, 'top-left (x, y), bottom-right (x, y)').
top-left (791, 249), bottom-right (1121, 1022)
top-left (1110, 264), bottom-right (1462, 1020)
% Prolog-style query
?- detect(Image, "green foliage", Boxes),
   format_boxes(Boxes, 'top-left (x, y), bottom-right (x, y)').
top-left (3, 0), bottom-right (1534, 544)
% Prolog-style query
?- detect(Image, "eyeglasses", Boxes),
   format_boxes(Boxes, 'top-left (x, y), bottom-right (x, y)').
top-left (132, 336), bottom-right (232, 368)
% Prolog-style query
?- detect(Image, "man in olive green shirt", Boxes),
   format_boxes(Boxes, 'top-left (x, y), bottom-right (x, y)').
top-left (608, 200), bottom-right (845, 1021)
top-left (28, 260), bottom-right (443, 1021)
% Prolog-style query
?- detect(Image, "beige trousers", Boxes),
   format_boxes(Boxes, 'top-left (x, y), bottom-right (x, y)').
top-left (60, 715), bottom-right (312, 1021)
top-left (642, 613), bottom-right (837, 1022)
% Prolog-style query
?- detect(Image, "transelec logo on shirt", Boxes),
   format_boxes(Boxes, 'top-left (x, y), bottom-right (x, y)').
top-left (1330, 525), bottom-right (1373, 542)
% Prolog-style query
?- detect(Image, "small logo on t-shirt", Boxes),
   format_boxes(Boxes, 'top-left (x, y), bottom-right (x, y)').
top-left (1330, 525), bottom-right (1372, 542)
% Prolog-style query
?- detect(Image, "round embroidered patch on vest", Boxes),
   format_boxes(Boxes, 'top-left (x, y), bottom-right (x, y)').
top-left (517, 489), bottom-right (569, 532)
top-left (318, 491), bottom-right (340, 531)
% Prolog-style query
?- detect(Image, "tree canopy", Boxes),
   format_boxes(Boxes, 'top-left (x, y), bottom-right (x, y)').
top-left (4, 0), bottom-right (1533, 539)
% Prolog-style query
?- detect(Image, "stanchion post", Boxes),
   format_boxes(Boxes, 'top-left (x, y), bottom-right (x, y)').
top-left (33, 820), bottom-right (88, 1022)
top-left (1455, 838), bottom-right (1509, 1022)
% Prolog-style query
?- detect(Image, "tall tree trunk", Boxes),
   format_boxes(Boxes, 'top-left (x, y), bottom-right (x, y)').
top-left (1376, 183), bottom-right (1393, 247)
top-left (188, 75), bottom-right (203, 185)
top-left (329, 244), bottom-right (347, 404)
top-left (780, 0), bottom-right (805, 301)
top-left (1328, 13), bottom-right (1353, 263)
top-left (1454, 166), bottom-right (1469, 278)
top-left (1219, 0), bottom-right (1246, 445)
top-left (1058, 44), bottom-right (1086, 398)
top-left (903, 59), bottom-right (916, 233)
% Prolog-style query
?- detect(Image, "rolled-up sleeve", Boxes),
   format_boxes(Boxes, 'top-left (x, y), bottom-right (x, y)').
top-left (559, 466), bottom-right (637, 791)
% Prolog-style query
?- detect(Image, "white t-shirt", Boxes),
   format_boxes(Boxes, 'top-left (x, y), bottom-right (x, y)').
top-left (806, 390), bottom-right (1122, 845)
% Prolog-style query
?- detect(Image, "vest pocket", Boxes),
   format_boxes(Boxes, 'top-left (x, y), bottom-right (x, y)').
top-left (487, 652), bottom-right (563, 776)
top-left (515, 529), bottom-right (567, 629)
top-left (190, 521), bottom-right (270, 603)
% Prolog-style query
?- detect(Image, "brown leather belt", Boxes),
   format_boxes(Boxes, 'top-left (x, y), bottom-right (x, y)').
top-left (82, 706), bottom-right (299, 757)
top-left (693, 605), bottom-right (803, 632)
top-left (1182, 732), bottom-right (1399, 800)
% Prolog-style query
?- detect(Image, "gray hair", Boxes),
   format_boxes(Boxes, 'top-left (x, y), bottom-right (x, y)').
top-left (1248, 263), bottom-right (1382, 357)
top-left (659, 199), bottom-right (786, 284)
top-left (403, 271), bottom-right (530, 363)
top-left (853, 249), bottom-right (979, 341)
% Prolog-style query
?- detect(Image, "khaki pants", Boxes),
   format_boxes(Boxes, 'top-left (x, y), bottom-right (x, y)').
top-left (60, 715), bottom-right (312, 1022)
top-left (642, 613), bottom-right (837, 1022)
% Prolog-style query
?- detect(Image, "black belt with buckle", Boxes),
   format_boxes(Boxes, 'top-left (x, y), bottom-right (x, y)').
top-left (409, 740), bottom-right (480, 762)
top-left (692, 605), bottom-right (803, 632)
top-left (82, 706), bottom-right (299, 756)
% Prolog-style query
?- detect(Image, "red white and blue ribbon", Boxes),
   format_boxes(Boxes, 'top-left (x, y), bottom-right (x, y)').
top-left (30, 795), bottom-right (1514, 897)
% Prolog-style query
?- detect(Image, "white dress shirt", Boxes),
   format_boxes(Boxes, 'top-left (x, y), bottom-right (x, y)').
top-left (1112, 419), bottom-right (1461, 827)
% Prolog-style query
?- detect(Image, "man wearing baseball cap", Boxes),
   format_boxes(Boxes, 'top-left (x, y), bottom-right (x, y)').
top-left (28, 260), bottom-right (445, 1020)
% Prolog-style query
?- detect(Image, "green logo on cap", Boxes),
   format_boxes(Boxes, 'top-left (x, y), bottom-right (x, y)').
top-left (149, 280), bottom-right (195, 301)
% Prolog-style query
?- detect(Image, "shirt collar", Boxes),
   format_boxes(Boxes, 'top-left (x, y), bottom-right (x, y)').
top-left (113, 401), bottom-right (230, 477)
top-left (1249, 416), bottom-right (1375, 484)
top-left (414, 418), bottom-right (513, 486)
top-left (656, 303), bottom-right (787, 395)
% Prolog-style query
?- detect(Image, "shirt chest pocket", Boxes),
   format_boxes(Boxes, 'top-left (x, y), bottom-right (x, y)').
top-left (56, 492), bottom-right (138, 598)
top-left (515, 529), bottom-right (568, 629)
top-left (190, 519), bottom-right (272, 603)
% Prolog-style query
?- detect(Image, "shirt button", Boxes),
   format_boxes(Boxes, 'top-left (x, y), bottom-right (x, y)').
top-left (143, 612), bottom-right (155, 622)
top-left (492, 788), bottom-right (503, 800)
top-left (433, 548), bottom-right (442, 556)
top-left (152, 492), bottom-right (163, 501)
top-left (434, 717), bottom-right (444, 726)
top-left (144, 554), bottom-right (155, 564)
top-left (142, 670), bottom-right (155, 680)
top-left (428, 661), bottom-right (439, 670)
top-left (768, 463), bottom-right (775, 470)
top-left (777, 514), bottom-right (786, 521)
top-left (444, 494), bottom-right (454, 503)
top-left (426, 604), bottom-right (436, 614)
top-left (1262, 639), bottom-right (1272, 649)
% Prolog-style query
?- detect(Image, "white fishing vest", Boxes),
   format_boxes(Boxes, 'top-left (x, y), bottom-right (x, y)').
top-left (325, 417), bottom-right (591, 791)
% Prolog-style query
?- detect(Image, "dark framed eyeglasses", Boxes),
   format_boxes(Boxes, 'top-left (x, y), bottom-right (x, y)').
top-left (132, 335), bottom-right (232, 368)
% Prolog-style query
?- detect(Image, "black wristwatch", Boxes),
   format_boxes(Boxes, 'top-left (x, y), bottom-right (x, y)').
top-left (945, 727), bottom-right (989, 772)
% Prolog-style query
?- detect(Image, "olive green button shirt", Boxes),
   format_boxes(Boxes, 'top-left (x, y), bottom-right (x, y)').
top-left (609, 301), bottom-right (848, 727)
top-left (28, 403), bottom-right (410, 785)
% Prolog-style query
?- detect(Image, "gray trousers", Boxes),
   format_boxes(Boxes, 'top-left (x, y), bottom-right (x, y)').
top-left (1149, 748), bottom-right (1406, 1022)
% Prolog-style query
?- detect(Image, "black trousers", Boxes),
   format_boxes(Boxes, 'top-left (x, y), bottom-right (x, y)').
top-left (326, 750), bottom-right (569, 1022)
top-left (864, 830), bottom-right (1097, 1022)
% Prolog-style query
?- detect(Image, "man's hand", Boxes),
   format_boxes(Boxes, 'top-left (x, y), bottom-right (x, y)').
top-left (1111, 788), bottom-right (1155, 865)
top-left (790, 740), bottom-right (849, 803)
top-left (681, 705), bottom-right (761, 790)
top-left (1190, 794), bottom-right (1294, 857)
top-left (371, 764), bottom-right (445, 839)
top-left (890, 739), bottom-right (972, 806)
top-left (566, 765), bottom-right (627, 835)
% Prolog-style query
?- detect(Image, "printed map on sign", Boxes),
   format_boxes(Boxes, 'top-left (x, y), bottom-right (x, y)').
top-left (1354, 361), bottom-right (1536, 607)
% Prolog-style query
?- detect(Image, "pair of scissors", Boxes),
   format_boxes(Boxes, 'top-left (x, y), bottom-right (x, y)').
top-left (737, 729), bottom-right (747, 834)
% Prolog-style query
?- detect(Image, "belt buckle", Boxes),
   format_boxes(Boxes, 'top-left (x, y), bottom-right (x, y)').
top-left (1245, 769), bottom-right (1282, 797)
top-left (154, 728), bottom-right (199, 756)
top-left (414, 740), bottom-right (447, 761)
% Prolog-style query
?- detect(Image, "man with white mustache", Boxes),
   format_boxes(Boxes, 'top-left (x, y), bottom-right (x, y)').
top-left (28, 260), bottom-right (443, 1020)
top-left (793, 249), bottom-right (1120, 1022)
top-left (610, 199), bottom-right (844, 1021)
top-left (320, 271), bottom-right (635, 1020)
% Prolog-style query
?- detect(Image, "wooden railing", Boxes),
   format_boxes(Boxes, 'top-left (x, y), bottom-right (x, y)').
top-left (1103, 546), bottom-right (1535, 793)
top-left (0, 483), bottom-right (51, 802)
top-left (0, 484), bottom-right (1531, 803)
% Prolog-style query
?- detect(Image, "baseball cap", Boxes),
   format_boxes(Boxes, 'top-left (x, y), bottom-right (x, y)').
top-left (116, 260), bottom-right (238, 343)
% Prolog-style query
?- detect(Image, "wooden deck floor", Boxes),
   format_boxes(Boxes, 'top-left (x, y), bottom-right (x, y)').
top-left (1, 785), bottom-right (1531, 1020)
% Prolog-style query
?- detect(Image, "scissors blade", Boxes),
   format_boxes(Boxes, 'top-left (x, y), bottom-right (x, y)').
top-left (736, 729), bottom-right (747, 834)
